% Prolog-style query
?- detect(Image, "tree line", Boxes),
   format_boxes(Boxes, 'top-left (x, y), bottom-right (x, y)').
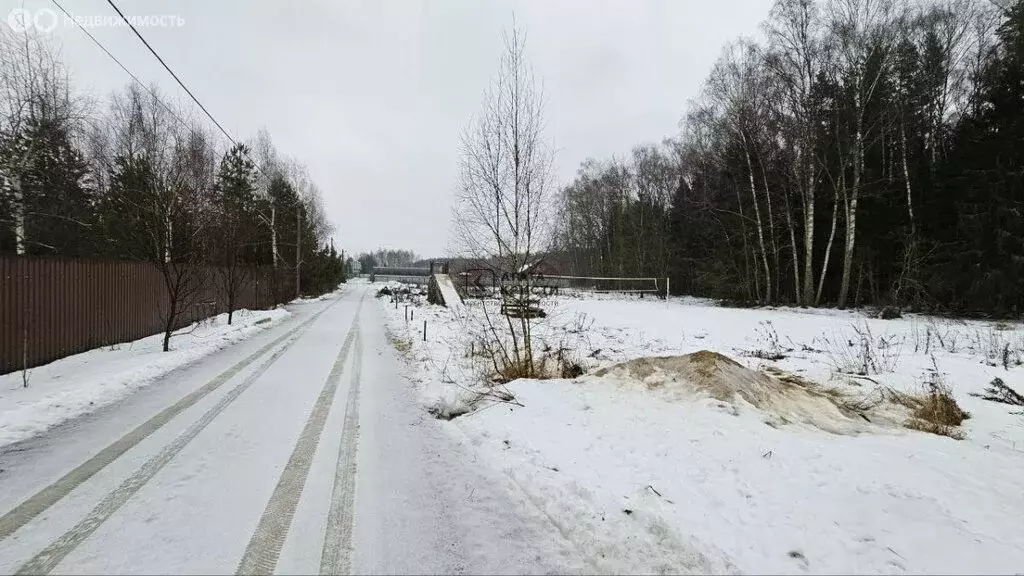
top-left (556, 0), bottom-right (1023, 316)
top-left (356, 248), bottom-right (421, 273)
top-left (0, 29), bottom-right (345, 349)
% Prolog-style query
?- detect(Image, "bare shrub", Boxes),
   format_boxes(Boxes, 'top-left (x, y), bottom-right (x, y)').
top-left (491, 354), bottom-right (551, 383)
top-left (969, 327), bottom-right (1024, 369)
top-left (744, 321), bottom-right (791, 361)
top-left (913, 320), bottom-right (1024, 368)
top-left (825, 322), bottom-right (903, 375)
top-left (541, 342), bottom-right (584, 379)
top-left (566, 313), bottom-right (594, 335)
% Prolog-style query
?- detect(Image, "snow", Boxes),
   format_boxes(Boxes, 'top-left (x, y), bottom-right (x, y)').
top-left (0, 284), bottom-right (587, 575)
top-left (432, 273), bottom-right (464, 314)
top-left (380, 286), bottom-right (1024, 574)
top-left (0, 308), bottom-right (290, 449)
top-left (350, 300), bottom-right (589, 574)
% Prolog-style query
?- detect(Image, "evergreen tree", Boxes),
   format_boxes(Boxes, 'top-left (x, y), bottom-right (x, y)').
top-left (935, 0), bottom-right (1024, 314)
top-left (214, 143), bottom-right (259, 323)
top-left (1, 119), bottom-right (95, 256)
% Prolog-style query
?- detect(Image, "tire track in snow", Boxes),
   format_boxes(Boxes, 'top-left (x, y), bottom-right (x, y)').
top-left (236, 294), bottom-right (364, 576)
top-left (13, 308), bottom-right (326, 576)
top-left (0, 296), bottom-right (343, 544)
top-left (319, 329), bottom-right (363, 575)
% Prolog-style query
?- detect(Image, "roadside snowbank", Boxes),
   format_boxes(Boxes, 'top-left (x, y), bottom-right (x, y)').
top-left (380, 287), bottom-right (1024, 574)
top-left (0, 308), bottom-right (290, 448)
top-left (470, 376), bottom-right (1024, 574)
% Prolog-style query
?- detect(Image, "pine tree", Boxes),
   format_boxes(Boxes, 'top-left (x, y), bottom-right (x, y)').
top-left (937, 0), bottom-right (1024, 314)
top-left (214, 143), bottom-right (259, 323)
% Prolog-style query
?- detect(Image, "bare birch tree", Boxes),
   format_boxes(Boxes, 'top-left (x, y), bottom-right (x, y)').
top-left (829, 0), bottom-right (899, 308)
top-left (251, 127), bottom-right (282, 268)
top-left (706, 41), bottom-right (777, 303)
top-left (453, 21), bottom-right (554, 379)
top-left (103, 85), bottom-right (213, 351)
top-left (0, 28), bottom-right (82, 254)
top-left (765, 0), bottom-right (827, 306)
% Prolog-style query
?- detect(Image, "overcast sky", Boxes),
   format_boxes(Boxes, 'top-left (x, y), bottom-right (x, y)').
top-left (4, 0), bottom-right (772, 257)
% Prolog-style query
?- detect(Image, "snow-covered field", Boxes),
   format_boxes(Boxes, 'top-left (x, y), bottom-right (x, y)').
top-left (0, 308), bottom-right (290, 449)
top-left (379, 285), bottom-right (1024, 574)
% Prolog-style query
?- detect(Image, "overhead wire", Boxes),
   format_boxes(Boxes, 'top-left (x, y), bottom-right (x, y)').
top-left (103, 0), bottom-right (238, 146)
top-left (50, 0), bottom-right (286, 185)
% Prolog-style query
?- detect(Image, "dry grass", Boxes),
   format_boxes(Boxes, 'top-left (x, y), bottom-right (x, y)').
top-left (485, 344), bottom-right (586, 384)
top-left (762, 366), bottom-right (845, 401)
top-left (824, 322), bottom-right (904, 376)
top-left (905, 419), bottom-right (964, 439)
top-left (905, 381), bottom-right (970, 439)
top-left (744, 321), bottom-right (791, 361)
top-left (763, 366), bottom-right (873, 422)
top-left (390, 335), bottom-right (412, 354)
top-left (764, 366), bottom-right (826, 390)
top-left (763, 365), bottom-right (970, 439)
top-left (492, 357), bottom-right (549, 383)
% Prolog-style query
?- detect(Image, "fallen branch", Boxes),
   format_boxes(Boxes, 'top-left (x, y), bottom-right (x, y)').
top-left (971, 378), bottom-right (1024, 407)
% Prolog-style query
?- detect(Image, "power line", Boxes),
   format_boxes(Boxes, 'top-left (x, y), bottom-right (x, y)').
top-left (48, 0), bottom-right (193, 131)
top-left (53, 0), bottom-right (292, 193)
top-left (99, 0), bottom-right (290, 186)
top-left (103, 0), bottom-right (238, 146)
top-left (53, 0), bottom-right (283, 184)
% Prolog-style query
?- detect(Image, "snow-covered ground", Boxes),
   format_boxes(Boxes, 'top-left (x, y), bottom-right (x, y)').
top-left (379, 286), bottom-right (1024, 574)
top-left (0, 308), bottom-right (290, 449)
top-left (0, 285), bottom-right (586, 575)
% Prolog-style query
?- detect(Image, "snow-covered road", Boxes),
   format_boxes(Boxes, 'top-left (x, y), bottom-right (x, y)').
top-left (0, 285), bottom-right (584, 575)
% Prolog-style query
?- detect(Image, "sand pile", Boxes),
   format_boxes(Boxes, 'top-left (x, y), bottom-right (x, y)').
top-left (591, 351), bottom-right (888, 434)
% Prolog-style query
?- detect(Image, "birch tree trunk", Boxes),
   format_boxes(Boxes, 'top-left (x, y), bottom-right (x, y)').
top-left (900, 119), bottom-right (915, 239)
top-left (816, 171), bottom-right (843, 305)
top-left (802, 149), bottom-right (816, 306)
top-left (270, 205), bottom-right (278, 267)
top-left (783, 185), bottom-right (802, 305)
top-left (743, 133), bottom-right (772, 303)
top-left (735, 181), bottom-right (759, 302)
top-left (11, 174), bottom-right (25, 255)
top-left (838, 91), bottom-right (863, 309)
top-left (760, 163), bottom-right (780, 304)
top-left (894, 117), bottom-right (916, 305)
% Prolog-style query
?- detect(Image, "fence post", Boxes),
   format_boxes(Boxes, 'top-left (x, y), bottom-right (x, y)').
top-left (411, 309), bottom-right (414, 321)
top-left (423, 320), bottom-right (427, 342)
top-left (666, 277), bottom-right (671, 300)
top-left (405, 305), bottom-right (408, 321)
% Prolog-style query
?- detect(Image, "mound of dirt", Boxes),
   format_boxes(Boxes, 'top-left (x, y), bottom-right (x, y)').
top-left (591, 351), bottom-right (882, 434)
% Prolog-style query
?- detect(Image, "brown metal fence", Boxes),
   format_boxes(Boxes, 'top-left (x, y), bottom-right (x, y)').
top-left (0, 256), bottom-right (293, 375)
